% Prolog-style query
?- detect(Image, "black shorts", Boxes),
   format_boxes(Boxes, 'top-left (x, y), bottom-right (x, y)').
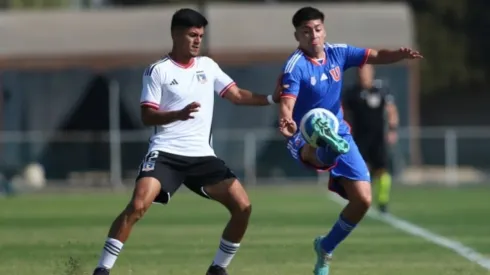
top-left (135, 151), bottom-right (236, 204)
top-left (354, 133), bottom-right (387, 170)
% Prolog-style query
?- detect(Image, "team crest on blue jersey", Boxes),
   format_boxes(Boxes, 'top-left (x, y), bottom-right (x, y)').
top-left (329, 66), bottom-right (341, 82)
top-left (310, 76), bottom-right (316, 86)
top-left (196, 71), bottom-right (207, 83)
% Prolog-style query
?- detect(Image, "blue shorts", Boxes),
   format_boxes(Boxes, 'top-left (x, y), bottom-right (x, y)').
top-left (287, 132), bottom-right (371, 199)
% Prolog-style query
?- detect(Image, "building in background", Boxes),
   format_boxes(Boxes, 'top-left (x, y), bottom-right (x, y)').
top-left (0, 3), bottom-right (416, 185)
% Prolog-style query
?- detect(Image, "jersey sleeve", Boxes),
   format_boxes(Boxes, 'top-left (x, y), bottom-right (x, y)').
top-left (281, 65), bottom-right (301, 99)
top-left (140, 65), bottom-right (164, 110)
top-left (344, 45), bottom-right (370, 70)
top-left (212, 61), bottom-right (236, 98)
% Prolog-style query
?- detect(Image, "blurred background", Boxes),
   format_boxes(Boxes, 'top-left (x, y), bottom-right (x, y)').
top-left (0, 0), bottom-right (489, 192)
top-left (1, 2), bottom-right (490, 275)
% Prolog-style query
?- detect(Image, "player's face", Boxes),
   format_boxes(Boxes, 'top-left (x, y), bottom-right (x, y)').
top-left (295, 19), bottom-right (326, 54)
top-left (177, 27), bottom-right (205, 57)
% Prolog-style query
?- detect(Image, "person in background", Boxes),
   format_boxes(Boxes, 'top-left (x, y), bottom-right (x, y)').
top-left (343, 64), bottom-right (399, 213)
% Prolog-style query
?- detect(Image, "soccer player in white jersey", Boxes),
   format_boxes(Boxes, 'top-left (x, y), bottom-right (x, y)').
top-left (92, 8), bottom-right (280, 275)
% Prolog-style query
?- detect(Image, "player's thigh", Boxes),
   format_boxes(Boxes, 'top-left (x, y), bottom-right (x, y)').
top-left (329, 135), bottom-right (371, 199)
top-left (184, 157), bottom-right (250, 212)
top-left (135, 151), bottom-right (186, 205)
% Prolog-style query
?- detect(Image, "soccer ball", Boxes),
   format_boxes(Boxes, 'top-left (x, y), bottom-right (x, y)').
top-left (299, 108), bottom-right (339, 148)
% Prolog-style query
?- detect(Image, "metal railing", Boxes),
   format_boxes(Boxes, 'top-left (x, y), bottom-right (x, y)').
top-left (1, 126), bottom-right (490, 189)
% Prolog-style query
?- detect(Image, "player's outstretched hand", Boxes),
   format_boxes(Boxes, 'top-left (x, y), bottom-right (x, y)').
top-left (178, 101), bottom-right (201, 120)
top-left (398, 47), bottom-right (423, 60)
top-left (279, 117), bottom-right (297, 138)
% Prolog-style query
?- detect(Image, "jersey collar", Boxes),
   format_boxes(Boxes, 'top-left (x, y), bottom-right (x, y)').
top-left (299, 47), bottom-right (327, 66)
top-left (166, 54), bottom-right (195, 69)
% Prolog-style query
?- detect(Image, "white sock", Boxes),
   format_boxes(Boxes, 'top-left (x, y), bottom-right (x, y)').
top-left (97, 238), bottom-right (124, 269)
top-left (212, 238), bottom-right (240, 268)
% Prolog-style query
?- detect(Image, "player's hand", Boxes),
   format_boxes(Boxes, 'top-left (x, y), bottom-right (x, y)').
top-left (398, 47), bottom-right (423, 60)
top-left (178, 101), bottom-right (200, 120)
top-left (279, 117), bottom-right (297, 138)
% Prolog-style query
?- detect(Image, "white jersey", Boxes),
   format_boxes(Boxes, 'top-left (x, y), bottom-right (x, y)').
top-left (140, 55), bottom-right (235, 157)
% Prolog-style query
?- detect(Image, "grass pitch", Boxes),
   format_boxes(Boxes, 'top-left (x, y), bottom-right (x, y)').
top-left (0, 185), bottom-right (489, 275)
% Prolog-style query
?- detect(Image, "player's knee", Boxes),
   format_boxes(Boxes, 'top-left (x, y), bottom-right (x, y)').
top-left (232, 201), bottom-right (252, 219)
top-left (354, 190), bottom-right (372, 210)
top-left (240, 202), bottom-right (252, 217)
top-left (126, 199), bottom-right (149, 221)
top-left (346, 180), bottom-right (372, 210)
top-left (361, 192), bottom-right (372, 209)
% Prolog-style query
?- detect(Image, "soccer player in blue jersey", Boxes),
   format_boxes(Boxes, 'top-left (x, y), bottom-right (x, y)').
top-left (278, 7), bottom-right (423, 275)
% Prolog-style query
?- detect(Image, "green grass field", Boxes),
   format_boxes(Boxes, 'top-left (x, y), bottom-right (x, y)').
top-left (1, 185), bottom-right (489, 275)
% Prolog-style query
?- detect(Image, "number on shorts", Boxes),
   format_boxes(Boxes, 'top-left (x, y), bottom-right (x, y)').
top-left (141, 151), bottom-right (159, 172)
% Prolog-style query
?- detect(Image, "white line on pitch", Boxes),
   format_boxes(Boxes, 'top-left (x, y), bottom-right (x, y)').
top-left (327, 193), bottom-right (490, 270)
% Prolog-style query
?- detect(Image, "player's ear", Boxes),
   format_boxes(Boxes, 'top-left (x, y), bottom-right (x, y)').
top-left (170, 28), bottom-right (182, 41)
top-left (294, 30), bottom-right (299, 42)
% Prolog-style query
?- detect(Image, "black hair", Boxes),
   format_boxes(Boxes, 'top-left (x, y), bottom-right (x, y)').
top-left (292, 7), bottom-right (324, 28)
top-left (171, 8), bottom-right (208, 31)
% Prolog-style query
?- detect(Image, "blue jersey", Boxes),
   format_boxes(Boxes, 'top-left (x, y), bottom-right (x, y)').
top-left (281, 43), bottom-right (369, 135)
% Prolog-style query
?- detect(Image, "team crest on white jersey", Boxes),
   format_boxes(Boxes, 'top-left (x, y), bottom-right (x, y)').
top-left (196, 70), bottom-right (207, 83)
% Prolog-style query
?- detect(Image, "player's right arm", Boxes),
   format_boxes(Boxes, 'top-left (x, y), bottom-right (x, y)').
top-left (278, 65), bottom-right (301, 137)
top-left (140, 66), bottom-right (198, 126)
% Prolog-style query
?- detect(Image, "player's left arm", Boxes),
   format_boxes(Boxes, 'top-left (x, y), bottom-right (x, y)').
top-left (366, 48), bottom-right (423, 64)
top-left (343, 45), bottom-right (423, 69)
top-left (213, 61), bottom-right (279, 106)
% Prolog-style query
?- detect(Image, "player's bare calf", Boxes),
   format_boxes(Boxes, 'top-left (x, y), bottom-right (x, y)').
top-left (107, 178), bottom-right (160, 242)
top-left (204, 178), bottom-right (252, 275)
top-left (92, 177), bottom-right (160, 275)
top-left (204, 178), bottom-right (252, 244)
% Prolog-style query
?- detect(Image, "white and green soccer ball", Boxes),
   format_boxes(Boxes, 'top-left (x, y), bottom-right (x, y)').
top-left (299, 108), bottom-right (339, 148)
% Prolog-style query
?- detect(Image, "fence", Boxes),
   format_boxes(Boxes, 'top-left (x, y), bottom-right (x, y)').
top-left (1, 126), bottom-right (490, 192)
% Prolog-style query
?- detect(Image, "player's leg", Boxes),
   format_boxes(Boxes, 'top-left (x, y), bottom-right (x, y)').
top-left (93, 151), bottom-right (184, 275)
top-left (184, 158), bottom-right (251, 275)
top-left (306, 136), bottom-right (371, 275)
top-left (204, 179), bottom-right (251, 275)
top-left (370, 139), bottom-right (391, 212)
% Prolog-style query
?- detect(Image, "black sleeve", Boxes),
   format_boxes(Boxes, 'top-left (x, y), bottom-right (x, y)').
top-left (383, 86), bottom-right (394, 104)
top-left (374, 79), bottom-right (394, 104)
